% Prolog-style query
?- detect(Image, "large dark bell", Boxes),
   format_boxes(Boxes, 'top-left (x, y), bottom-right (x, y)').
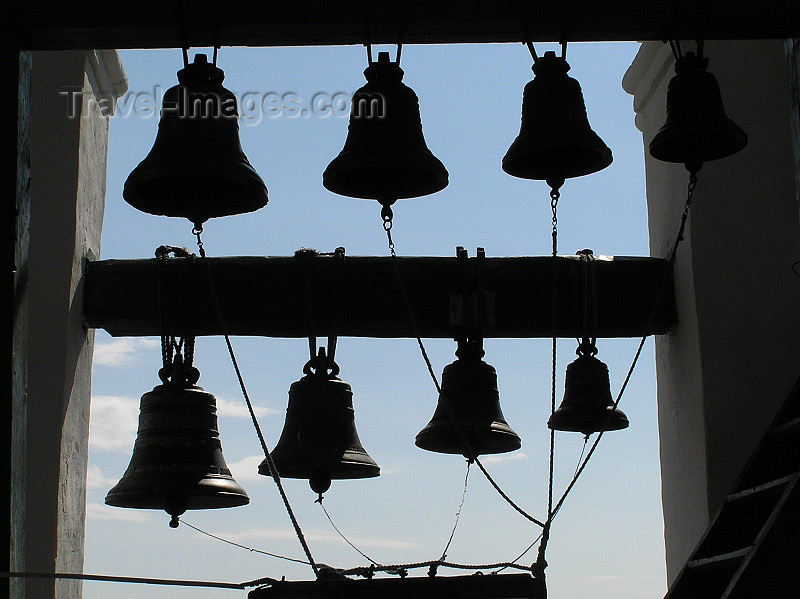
top-left (124, 54), bottom-right (268, 227)
top-left (323, 51), bottom-right (448, 203)
top-left (503, 51), bottom-right (612, 187)
top-left (548, 354), bottom-right (629, 435)
top-left (259, 363), bottom-right (379, 492)
top-left (649, 52), bottom-right (747, 169)
top-left (105, 382), bottom-right (249, 523)
top-left (415, 342), bottom-right (521, 457)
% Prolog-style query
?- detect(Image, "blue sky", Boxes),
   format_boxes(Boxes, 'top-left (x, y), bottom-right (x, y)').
top-left (84, 41), bottom-right (665, 599)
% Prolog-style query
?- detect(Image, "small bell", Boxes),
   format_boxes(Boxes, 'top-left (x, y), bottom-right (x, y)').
top-left (503, 51), bottom-right (612, 188)
top-left (548, 342), bottom-right (629, 435)
top-left (124, 53), bottom-right (268, 228)
top-left (649, 52), bottom-right (747, 170)
top-left (105, 361), bottom-right (249, 527)
top-left (415, 338), bottom-right (521, 457)
top-left (259, 348), bottom-right (379, 494)
top-left (323, 51), bottom-right (448, 205)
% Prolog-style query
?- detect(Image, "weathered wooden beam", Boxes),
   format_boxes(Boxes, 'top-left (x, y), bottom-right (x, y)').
top-left (247, 573), bottom-right (541, 599)
top-left (6, 1), bottom-right (800, 50)
top-left (83, 253), bottom-right (675, 339)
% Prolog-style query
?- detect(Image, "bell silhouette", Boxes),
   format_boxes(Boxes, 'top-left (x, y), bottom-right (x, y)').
top-left (259, 348), bottom-right (379, 494)
top-left (503, 51), bottom-right (612, 188)
top-left (415, 338), bottom-right (521, 457)
top-left (105, 369), bottom-right (249, 527)
top-left (124, 53), bottom-right (268, 228)
top-left (548, 344), bottom-right (629, 435)
top-left (323, 51), bottom-right (448, 204)
top-left (649, 52), bottom-right (747, 170)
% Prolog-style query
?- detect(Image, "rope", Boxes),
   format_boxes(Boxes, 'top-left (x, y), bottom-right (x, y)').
top-left (382, 217), bottom-right (545, 529)
top-left (1, 571), bottom-right (244, 590)
top-left (439, 460), bottom-right (471, 561)
top-left (537, 168), bottom-right (700, 533)
top-left (179, 520), bottom-right (311, 565)
top-left (338, 559), bottom-right (535, 578)
top-left (192, 233), bottom-right (319, 577)
top-left (319, 500), bottom-right (381, 566)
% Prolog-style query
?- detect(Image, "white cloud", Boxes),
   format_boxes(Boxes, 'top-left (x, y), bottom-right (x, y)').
top-left (89, 395), bottom-right (140, 452)
top-left (479, 452), bottom-right (529, 466)
top-left (226, 454), bottom-right (266, 482)
top-left (86, 464), bottom-right (118, 489)
top-left (86, 502), bottom-right (151, 523)
top-left (225, 528), bottom-right (422, 550)
top-left (93, 338), bottom-right (160, 367)
top-left (215, 397), bottom-right (276, 419)
top-left (87, 393), bottom-right (274, 455)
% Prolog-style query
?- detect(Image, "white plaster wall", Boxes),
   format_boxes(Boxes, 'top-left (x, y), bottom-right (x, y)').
top-left (25, 50), bottom-right (126, 599)
top-left (624, 40), bottom-right (800, 582)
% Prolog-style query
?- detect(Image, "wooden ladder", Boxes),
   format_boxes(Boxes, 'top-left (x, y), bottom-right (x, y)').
top-left (664, 379), bottom-right (800, 599)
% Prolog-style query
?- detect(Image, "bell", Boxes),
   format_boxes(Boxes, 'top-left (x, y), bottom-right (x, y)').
top-left (649, 52), bottom-right (747, 170)
top-left (259, 349), bottom-right (379, 494)
top-left (503, 51), bottom-right (612, 188)
top-left (323, 51), bottom-right (448, 204)
top-left (548, 351), bottom-right (629, 435)
top-left (123, 53), bottom-right (268, 228)
top-left (415, 338), bottom-right (521, 457)
top-left (105, 379), bottom-right (249, 527)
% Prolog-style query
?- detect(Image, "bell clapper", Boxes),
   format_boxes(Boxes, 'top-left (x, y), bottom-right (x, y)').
top-left (310, 469), bottom-right (332, 500)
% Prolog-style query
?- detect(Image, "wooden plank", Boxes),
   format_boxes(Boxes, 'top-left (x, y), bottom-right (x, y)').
top-left (82, 253), bottom-right (675, 339)
top-left (687, 548), bottom-right (750, 573)
top-left (248, 573), bottom-right (540, 599)
top-left (4, 0), bottom-right (800, 50)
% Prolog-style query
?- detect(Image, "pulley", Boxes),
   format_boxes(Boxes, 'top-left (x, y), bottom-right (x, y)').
top-left (123, 53), bottom-right (268, 228)
top-left (323, 51), bottom-right (448, 206)
top-left (503, 51), bottom-right (612, 189)
top-left (415, 338), bottom-right (521, 457)
top-left (259, 348), bottom-right (379, 494)
top-left (649, 52), bottom-right (747, 171)
top-left (548, 342), bottom-right (629, 435)
top-left (105, 362), bottom-right (249, 527)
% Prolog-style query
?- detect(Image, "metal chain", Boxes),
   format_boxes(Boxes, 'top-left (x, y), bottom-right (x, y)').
top-left (192, 225), bottom-right (206, 258)
top-left (550, 188), bottom-right (560, 258)
top-left (669, 170), bottom-right (698, 264)
top-left (157, 250), bottom-right (173, 374)
top-left (539, 185), bottom-right (560, 580)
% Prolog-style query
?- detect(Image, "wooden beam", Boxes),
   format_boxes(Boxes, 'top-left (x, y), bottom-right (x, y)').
top-left (247, 573), bottom-right (541, 599)
top-left (82, 253), bottom-right (675, 339)
top-left (5, 1), bottom-right (800, 50)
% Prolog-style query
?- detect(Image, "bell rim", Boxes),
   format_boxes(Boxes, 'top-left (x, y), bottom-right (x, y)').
top-left (105, 474), bottom-right (250, 512)
top-left (502, 140), bottom-right (613, 181)
top-left (648, 123), bottom-right (748, 164)
top-left (414, 422), bottom-right (522, 456)
top-left (322, 160), bottom-right (449, 200)
top-left (547, 406), bottom-right (630, 434)
top-left (258, 455), bottom-right (381, 480)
